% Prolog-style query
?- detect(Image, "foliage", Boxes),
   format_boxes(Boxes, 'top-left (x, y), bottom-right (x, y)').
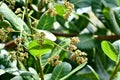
top-left (0, 0), bottom-right (120, 80)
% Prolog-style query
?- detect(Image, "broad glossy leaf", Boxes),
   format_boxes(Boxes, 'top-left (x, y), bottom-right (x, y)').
top-left (0, 3), bottom-right (31, 33)
top-left (50, 62), bottom-right (72, 80)
top-left (37, 13), bottom-right (54, 30)
top-left (28, 39), bottom-right (54, 56)
top-left (101, 41), bottom-right (118, 62)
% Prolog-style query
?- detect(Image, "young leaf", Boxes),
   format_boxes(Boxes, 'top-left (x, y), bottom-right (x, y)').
top-left (50, 62), bottom-right (72, 80)
top-left (101, 41), bottom-right (118, 62)
top-left (54, 4), bottom-right (67, 17)
top-left (37, 13), bottom-right (54, 30)
top-left (28, 39), bottom-right (54, 56)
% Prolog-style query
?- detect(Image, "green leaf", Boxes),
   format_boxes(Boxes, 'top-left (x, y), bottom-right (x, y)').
top-left (60, 61), bottom-right (87, 80)
top-left (77, 34), bottom-right (97, 49)
top-left (50, 39), bottom-right (70, 57)
top-left (0, 20), bottom-right (11, 28)
top-left (28, 39), bottom-right (54, 56)
top-left (54, 4), bottom-right (67, 17)
top-left (0, 3), bottom-right (31, 33)
top-left (91, 0), bottom-right (120, 35)
top-left (69, 0), bottom-right (92, 8)
top-left (29, 67), bottom-right (40, 80)
top-left (87, 65), bottom-right (100, 80)
top-left (74, 13), bottom-right (89, 32)
top-left (37, 13), bottom-right (54, 30)
top-left (11, 76), bottom-right (23, 80)
top-left (112, 40), bottom-right (120, 54)
top-left (101, 41), bottom-right (118, 62)
top-left (50, 62), bottom-right (72, 80)
top-left (113, 7), bottom-right (120, 28)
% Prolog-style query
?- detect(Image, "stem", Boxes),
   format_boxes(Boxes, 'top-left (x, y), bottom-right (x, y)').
top-left (109, 60), bottom-right (120, 80)
top-left (25, 0), bottom-right (32, 33)
top-left (60, 61), bottom-right (87, 80)
top-left (37, 56), bottom-right (44, 80)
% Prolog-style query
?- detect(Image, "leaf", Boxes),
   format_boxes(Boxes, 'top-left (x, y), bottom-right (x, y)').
top-left (112, 40), bottom-right (120, 54)
top-left (91, 0), bottom-right (120, 34)
top-left (11, 76), bottom-right (23, 80)
top-left (0, 69), bottom-right (5, 75)
top-left (50, 39), bottom-right (70, 57)
top-left (54, 4), bottom-right (67, 17)
top-left (113, 7), bottom-right (120, 27)
top-left (60, 61), bottom-right (87, 80)
top-left (101, 41), bottom-right (118, 62)
top-left (87, 65), bottom-right (100, 80)
top-left (50, 62), bottom-right (72, 80)
top-left (0, 20), bottom-right (11, 28)
top-left (69, 0), bottom-right (92, 8)
top-left (37, 30), bottom-right (56, 41)
top-left (29, 67), bottom-right (40, 80)
top-left (37, 13), bottom-right (54, 30)
top-left (28, 39), bottom-right (54, 56)
top-left (0, 3), bottom-right (31, 33)
top-left (77, 34), bottom-right (97, 49)
top-left (74, 13), bottom-right (89, 32)
top-left (56, 15), bottom-right (67, 29)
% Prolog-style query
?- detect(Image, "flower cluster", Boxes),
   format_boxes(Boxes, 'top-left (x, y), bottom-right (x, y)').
top-left (63, 0), bottom-right (74, 19)
top-left (68, 37), bottom-right (88, 64)
top-left (48, 55), bottom-right (61, 66)
top-left (33, 32), bottom-right (46, 45)
top-left (70, 50), bottom-right (88, 64)
top-left (46, 8), bottom-right (57, 17)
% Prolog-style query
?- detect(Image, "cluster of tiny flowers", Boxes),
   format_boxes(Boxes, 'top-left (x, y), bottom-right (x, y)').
top-left (10, 38), bottom-right (28, 61)
top-left (48, 55), bottom-right (61, 66)
top-left (0, 28), bottom-right (7, 42)
top-left (46, 8), bottom-right (57, 17)
top-left (70, 50), bottom-right (88, 64)
top-left (68, 37), bottom-right (79, 51)
top-left (63, 0), bottom-right (74, 19)
top-left (33, 32), bottom-right (46, 45)
top-left (68, 37), bottom-right (88, 64)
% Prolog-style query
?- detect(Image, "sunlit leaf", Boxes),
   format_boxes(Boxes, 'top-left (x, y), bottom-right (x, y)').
top-left (28, 39), bottom-right (54, 56)
top-left (101, 41), bottom-right (118, 62)
top-left (54, 4), bottom-right (67, 17)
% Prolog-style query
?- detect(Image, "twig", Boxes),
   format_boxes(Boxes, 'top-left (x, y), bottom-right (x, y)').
top-left (36, 56), bottom-right (44, 80)
top-left (109, 60), bottom-right (120, 80)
